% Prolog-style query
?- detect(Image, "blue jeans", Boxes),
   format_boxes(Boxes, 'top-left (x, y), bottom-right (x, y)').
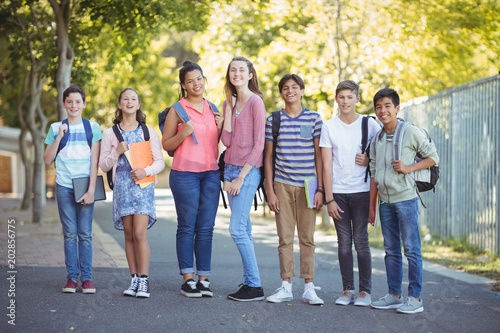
top-left (333, 192), bottom-right (372, 294)
top-left (170, 170), bottom-right (220, 276)
top-left (379, 197), bottom-right (422, 298)
top-left (224, 165), bottom-right (262, 287)
top-left (56, 184), bottom-right (94, 282)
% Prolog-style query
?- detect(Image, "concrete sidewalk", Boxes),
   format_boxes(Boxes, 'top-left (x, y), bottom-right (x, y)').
top-left (0, 196), bottom-right (125, 269)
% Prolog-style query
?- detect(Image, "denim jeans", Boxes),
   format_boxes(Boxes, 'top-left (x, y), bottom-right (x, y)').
top-left (170, 170), bottom-right (220, 276)
top-left (224, 165), bottom-right (262, 287)
top-left (333, 192), bottom-right (372, 293)
top-left (56, 184), bottom-right (94, 282)
top-left (379, 197), bottom-right (422, 298)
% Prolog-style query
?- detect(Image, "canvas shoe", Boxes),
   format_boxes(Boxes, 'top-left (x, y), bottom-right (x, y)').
top-left (81, 280), bottom-right (96, 294)
top-left (354, 291), bottom-right (372, 307)
top-left (370, 294), bottom-right (404, 309)
top-left (196, 279), bottom-right (213, 297)
top-left (266, 281), bottom-right (293, 303)
top-left (181, 279), bottom-right (202, 298)
top-left (397, 296), bottom-right (424, 314)
top-left (123, 275), bottom-right (139, 297)
top-left (62, 279), bottom-right (77, 293)
top-left (302, 283), bottom-right (324, 305)
top-left (136, 276), bottom-right (150, 298)
top-left (335, 289), bottom-right (355, 305)
top-left (227, 284), bottom-right (265, 302)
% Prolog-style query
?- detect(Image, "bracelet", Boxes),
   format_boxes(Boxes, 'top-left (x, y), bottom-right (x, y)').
top-left (315, 188), bottom-right (325, 194)
top-left (325, 198), bottom-right (336, 205)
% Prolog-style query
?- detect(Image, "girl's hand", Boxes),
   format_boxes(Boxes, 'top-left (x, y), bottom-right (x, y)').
top-left (180, 120), bottom-right (194, 137)
top-left (228, 177), bottom-right (244, 196)
top-left (116, 141), bottom-right (129, 155)
top-left (131, 168), bottom-right (147, 182)
top-left (214, 113), bottom-right (224, 130)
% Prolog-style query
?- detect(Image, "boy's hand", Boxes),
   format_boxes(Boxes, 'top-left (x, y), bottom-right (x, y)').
top-left (57, 123), bottom-right (68, 138)
top-left (77, 192), bottom-right (95, 206)
top-left (116, 141), bottom-right (129, 155)
top-left (131, 168), bottom-right (146, 182)
top-left (355, 152), bottom-right (369, 166)
top-left (267, 192), bottom-right (280, 213)
top-left (368, 208), bottom-right (376, 226)
top-left (326, 200), bottom-right (344, 220)
top-left (391, 160), bottom-right (410, 174)
top-left (313, 192), bottom-right (323, 210)
top-left (214, 113), bottom-right (224, 130)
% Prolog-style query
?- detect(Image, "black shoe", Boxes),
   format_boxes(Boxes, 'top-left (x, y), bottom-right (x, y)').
top-left (136, 277), bottom-right (150, 298)
top-left (181, 279), bottom-right (202, 298)
top-left (227, 284), bottom-right (265, 302)
top-left (196, 279), bottom-right (213, 297)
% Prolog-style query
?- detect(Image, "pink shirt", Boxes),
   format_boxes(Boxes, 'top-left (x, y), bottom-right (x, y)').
top-left (100, 125), bottom-right (165, 184)
top-left (171, 98), bottom-right (219, 172)
top-left (221, 94), bottom-right (266, 168)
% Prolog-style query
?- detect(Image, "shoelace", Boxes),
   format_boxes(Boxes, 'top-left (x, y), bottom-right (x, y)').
top-left (187, 280), bottom-right (197, 290)
top-left (340, 286), bottom-right (352, 297)
top-left (355, 291), bottom-right (367, 299)
top-left (138, 278), bottom-right (148, 291)
top-left (129, 278), bottom-right (139, 290)
top-left (199, 280), bottom-right (210, 288)
top-left (403, 296), bottom-right (414, 305)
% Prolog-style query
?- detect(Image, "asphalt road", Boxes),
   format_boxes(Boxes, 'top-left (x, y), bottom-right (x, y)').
top-left (2, 189), bottom-right (499, 332)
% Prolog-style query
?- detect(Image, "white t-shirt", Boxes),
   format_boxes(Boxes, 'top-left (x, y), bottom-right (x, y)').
top-left (319, 115), bottom-right (381, 193)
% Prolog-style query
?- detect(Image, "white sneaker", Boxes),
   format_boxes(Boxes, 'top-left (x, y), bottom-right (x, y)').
top-left (354, 291), bottom-right (371, 307)
top-left (266, 281), bottom-right (293, 303)
top-left (302, 283), bottom-right (324, 305)
top-left (335, 289), bottom-right (355, 305)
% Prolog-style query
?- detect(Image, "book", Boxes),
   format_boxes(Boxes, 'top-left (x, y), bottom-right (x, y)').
top-left (129, 141), bottom-right (156, 185)
top-left (72, 175), bottom-right (106, 202)
top-left (304, 177), bottom-right (318, 208)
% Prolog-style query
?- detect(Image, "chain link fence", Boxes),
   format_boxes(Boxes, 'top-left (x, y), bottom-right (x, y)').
top-left (400, 74), bottom-right (500, 254)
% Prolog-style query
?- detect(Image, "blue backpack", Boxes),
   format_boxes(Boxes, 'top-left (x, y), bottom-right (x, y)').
top-left (158, 100), bottom-right (220, 156)
top-left (57, 118), bottom-right (93, 156)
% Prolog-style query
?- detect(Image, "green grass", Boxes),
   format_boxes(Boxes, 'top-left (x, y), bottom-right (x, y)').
top-left (367, 227), bottom-right (500, 291)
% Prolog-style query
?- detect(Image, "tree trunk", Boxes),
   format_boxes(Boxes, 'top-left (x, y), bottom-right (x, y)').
top-left (26, 68), bottom-right (47, 223)
top-left (49, 0), bottom-right (74, 121)
top-left (19, 129), bottom-right (33, 210)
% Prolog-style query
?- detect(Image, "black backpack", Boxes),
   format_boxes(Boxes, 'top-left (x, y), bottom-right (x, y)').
top-left (218, 110), bottom-right (280, 210)
top-left (361, 116), bottom-right (378, 182)
top-left (56, 118), bottom-right (93, 156)
top-left (106, 123), bottom-right (150, 190)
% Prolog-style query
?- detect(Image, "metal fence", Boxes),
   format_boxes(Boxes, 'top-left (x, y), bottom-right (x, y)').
top-left (400, 74), bottom-right (500, 254)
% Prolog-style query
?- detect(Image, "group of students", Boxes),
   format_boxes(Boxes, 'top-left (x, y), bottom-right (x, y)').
top-left (44, 56), bottom-right (438, 315)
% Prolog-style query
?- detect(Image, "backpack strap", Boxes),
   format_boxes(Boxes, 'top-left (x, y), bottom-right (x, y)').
top-left (271, 110), bottom-right (281, 180)
top-left (57, 118), bottom-right (93, 156)
top-left (112, 124), bottom-right (124, 142)
top-left (393, 120), bottom-right (410, 161)
top-left (208, 101), bottom-right (220, 114)
top-left (140, 123), bottom-right (150, 141)
top-left (361, 116), bottom-right (369, 154)
top-left (172, 101), bottom-right (198, 145)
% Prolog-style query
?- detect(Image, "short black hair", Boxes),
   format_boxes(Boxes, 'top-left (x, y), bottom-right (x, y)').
top-left (63, 85), bottom-right (86, 103)
top-left (373, 88), bottom-right (400, 107)
top-left (278, 74), bottom-right (305, 93)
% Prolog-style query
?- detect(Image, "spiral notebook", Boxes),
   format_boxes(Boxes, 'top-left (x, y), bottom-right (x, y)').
top-left (72, 175), bottom-right (106, 202)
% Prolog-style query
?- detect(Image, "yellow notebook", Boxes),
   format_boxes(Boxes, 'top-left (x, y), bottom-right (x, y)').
top-left (128, 141), bottom-right (156, 185)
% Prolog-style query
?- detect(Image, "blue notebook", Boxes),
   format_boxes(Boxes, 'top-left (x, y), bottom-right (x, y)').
top-left (304, 177), bottom-right (318, 208)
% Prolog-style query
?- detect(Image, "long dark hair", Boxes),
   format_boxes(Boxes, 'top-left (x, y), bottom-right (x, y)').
top-left (224, 56), bottom-right (263, 110)
top-left (178, 61), bottom-right (205, 100)
top-left (112, 88), bottom-right (146, 125)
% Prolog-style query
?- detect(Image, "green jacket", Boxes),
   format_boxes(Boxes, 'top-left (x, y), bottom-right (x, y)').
top-left (369, 124), bottom-right (439, 204)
